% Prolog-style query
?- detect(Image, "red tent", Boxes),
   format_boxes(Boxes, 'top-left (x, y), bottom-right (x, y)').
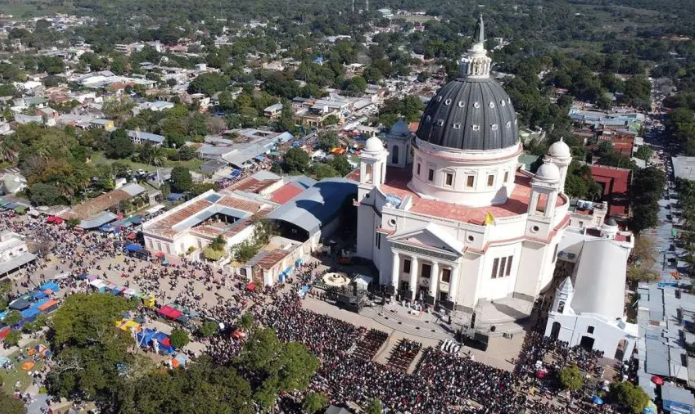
top-left (160, 337), bottom-right (171, 347)
top-left (0, 326), bottom-right (10, 340)
top-left (157, 305), bottom-right (183, 320)
top-left (651, 375), bottom-right (664, 385)
top-left (126, 233), bottom-right (137, 240)
top-left (246, 282), bottom-right (256, 292)
top-left (54, 218), bottom-right (64, 225)
top-left (45, 216), bottom-right (56, 223)
top-left (155, 252), bottom-right (165, 258)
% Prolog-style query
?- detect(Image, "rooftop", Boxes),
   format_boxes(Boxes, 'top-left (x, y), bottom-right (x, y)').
top-left (66, 183), bottom-right (145, 220)
top-left (672, 156), bottom-right (695, 181)
top-left (143, 191), bottom-right (270, 239)
top-left (588, 165), bottom-right (631, 216)
top-left (376, 167), bottom-right (565, 224)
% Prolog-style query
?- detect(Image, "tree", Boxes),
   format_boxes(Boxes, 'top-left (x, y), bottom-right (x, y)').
top-left (199, 321), bottom-right (219, 338)
top-left (330, 156), bottom-right (353, 176)
top-left (0, 389), bottom-right (25, 414)
top-left (29, 182), bottom-right (64, 206)
top-left (365, 398), bottom-right (383, 414)
top-left (169, 328), bottom-right (190, 349)
top-left (282, 147), bottom-right (310, 174)
top-left (559, 365), bottom-right (584, 391)
top-left (102, 96), bottom-right (135, 125)
top-left (635, 146), bottom-right (653, 162)
top-left (317, 131), bottom-right (340, 151)
top-left (170, 166), bottom-right (193, 193)
top-left (302, 392), bottom-right (328, 414)
top-left (310, 163), bottom-right (339, 180)
top-left (203, 246), bottom-right (226, 261)
top-left (187, 73), bottom-right (229, 96)
top-left (630, 167), bottom-right (666, 233)
top-left (3, 330), bottom-right (21, 347)
top-left (3, 310), bottom-right (22, 327)
top-left (114, 356), bottom-right (254, 414)
top-left (610, 381), bottom-right (649, 414)
top-left (47, 293), bottom-right (135, 400)
top-left (597, 140), bottom-right (614, 156)
top-left (239, 328), bottom-right (320, 410)
top-left (278, 100), bottom-right (297, 133)
top-left (105, 129), bottom-right (135, 159)
top-left (239, 312), bottom-right (254, 330)
top-left (178, 146), bottom-right (197, 161)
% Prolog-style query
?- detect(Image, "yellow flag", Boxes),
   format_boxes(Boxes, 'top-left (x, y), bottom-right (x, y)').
top-left (484, 212), bottom-right (495, 226)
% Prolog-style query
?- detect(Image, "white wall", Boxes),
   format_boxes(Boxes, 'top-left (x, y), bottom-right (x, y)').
top-left (545, 312), bottom-right (636, 361)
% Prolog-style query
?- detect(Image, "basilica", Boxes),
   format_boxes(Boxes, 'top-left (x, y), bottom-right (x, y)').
top-left (354, 16), bottom-right (574, 320)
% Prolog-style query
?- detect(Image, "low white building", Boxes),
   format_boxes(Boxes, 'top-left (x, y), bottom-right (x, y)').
top-left (0, 230), bottom-right (35, 277)
top-left (544, 221), bottom-right (637, 360)
top-left (141, 190), bottom-right (274, 260)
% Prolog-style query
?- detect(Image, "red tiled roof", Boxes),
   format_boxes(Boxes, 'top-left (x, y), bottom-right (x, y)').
top-left (256, 249), bottom-right (293, 270)
top-left (589, 165), bottom-right (631, 216)
top-left (378, 167), bottom-right (565, 224)
top-left (270, 183), bottom-right (304, 204)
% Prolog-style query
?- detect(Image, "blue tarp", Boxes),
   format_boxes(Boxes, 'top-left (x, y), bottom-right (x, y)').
top-left (167, 193), bottom-right (185, 202)
top-left (31, 290), bottom-right (47, 300)
top-left (255, 155), bottom-right (266, 162)
top-left (21, 308), bottom-right (40, 320)
top-left (125, 244), bottom-right (145, 253)
top-left (40, 281), bottom-right (59, 293)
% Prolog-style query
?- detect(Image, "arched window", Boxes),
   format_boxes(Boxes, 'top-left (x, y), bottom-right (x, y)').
top-left (558, 301), bottom-right (565, 313)
top-left (391, 145), bottom-right (399, 164)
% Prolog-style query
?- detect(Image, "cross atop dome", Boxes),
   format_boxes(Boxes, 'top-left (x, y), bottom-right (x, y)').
top-left (459, 14), bottom-right (491, 78)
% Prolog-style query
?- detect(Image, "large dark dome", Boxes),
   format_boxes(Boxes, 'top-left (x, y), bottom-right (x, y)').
top-left (416, 77), bottom-right (519, 151)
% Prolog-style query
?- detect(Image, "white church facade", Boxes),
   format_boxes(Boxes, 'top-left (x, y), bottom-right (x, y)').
top-left (354, 17), bottom-right (574, 318)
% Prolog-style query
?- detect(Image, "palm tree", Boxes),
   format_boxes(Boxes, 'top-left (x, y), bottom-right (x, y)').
top-left (150, 145), bottom-right (167, 166)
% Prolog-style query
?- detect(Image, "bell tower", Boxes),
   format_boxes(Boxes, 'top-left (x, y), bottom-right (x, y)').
top-left (551, 277), bottom-right (574, 315)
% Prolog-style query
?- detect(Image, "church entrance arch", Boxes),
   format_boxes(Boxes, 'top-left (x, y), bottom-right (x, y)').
top-left (550, 322), bottom-right (561, 340)
top-left (580, 336), bottom-right (595, 351)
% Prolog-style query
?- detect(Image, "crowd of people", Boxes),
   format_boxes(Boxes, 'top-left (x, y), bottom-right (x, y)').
top-left (0, 209), bottom-right (629, 414)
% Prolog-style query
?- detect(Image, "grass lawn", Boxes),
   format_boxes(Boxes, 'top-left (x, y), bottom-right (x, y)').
top-left (1, 339), bottom-right (46, 395)
top-left (90, 151), bottom-right (203, 173)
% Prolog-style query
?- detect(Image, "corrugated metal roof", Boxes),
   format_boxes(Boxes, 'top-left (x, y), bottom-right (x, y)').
top-left (662, 383), bottom-right (695, 406)
top-left (266, 178), bottom-right (357, 235)
top-left (0, 252), bottom-right (36, 274)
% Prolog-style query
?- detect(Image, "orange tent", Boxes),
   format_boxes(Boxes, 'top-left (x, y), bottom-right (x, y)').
top-left (21, 362), bottom-right (35, 371)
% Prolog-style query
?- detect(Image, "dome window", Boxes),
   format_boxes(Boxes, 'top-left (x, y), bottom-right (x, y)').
top-left (473, 102), bottom-right (480, 109)
top-left (445, 99), bottom-right (452, 105)
top-left (507, 98), bottom-right (512, 104)
top-left (489, 102), bottom-right (495, 108)
top-left (514, 119), bottom-right (518, 125)
top-left (472, 125), bottom-right (480, 131)
top-left (458, 101), bottom-right (465, 107)
top-left (491, 124), bottom-right (498, 131)
top-left (500, 100), bottom-right (506, 107)
top-left (506, 121), bottom-right (511, 128)
top-left (437, 119), bottom-right (445, 126)
top-left (452, 123), bottom-right (461, 129)
top-left (437, 96), bottom-right (443, 102)
top-left (426, 115), bottom-right (431, 122)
